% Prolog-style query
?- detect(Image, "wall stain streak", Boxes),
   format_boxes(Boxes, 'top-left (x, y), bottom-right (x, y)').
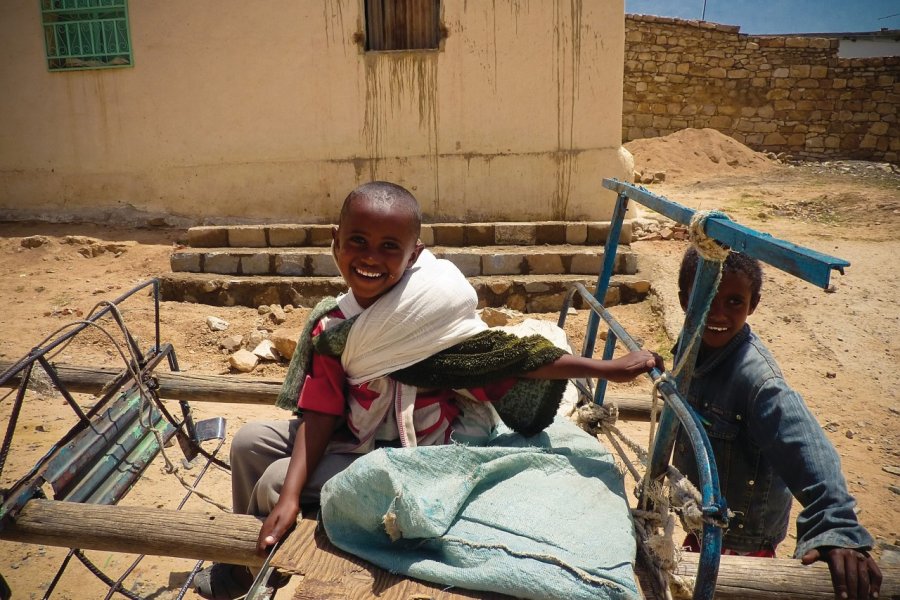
top-left (507, 0), bottom-right (531, 35)
top-left (323, 0), bottom-right (348, 51)
top-left (362, 51), bottom-right (440, 209)
top-left (489, 1), bottom-right (532, 93)
top-left (551, 0), bottom-right (583, 220)
top-left (491, 0), bottom-right (498, 93)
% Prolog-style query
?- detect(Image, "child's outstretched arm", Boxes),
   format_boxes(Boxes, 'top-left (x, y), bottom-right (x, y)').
top-left (256, 411), bottom-right (337, 556)
top-left (522, 350), bottom-right (663, 383)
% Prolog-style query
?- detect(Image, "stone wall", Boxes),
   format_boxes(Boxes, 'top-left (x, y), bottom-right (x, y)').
top-left (623, 15), bottom-right (899, 163)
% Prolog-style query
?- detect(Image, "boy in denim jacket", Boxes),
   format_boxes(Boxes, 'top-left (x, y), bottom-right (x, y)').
top-left (673, 247), bottom-right (881, 599)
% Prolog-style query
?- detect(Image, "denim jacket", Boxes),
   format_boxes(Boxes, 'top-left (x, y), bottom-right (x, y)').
top-left (673, 324), bottom-right (873, 556)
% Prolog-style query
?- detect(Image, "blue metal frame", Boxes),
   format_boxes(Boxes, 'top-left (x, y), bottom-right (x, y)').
top-left (564, 179), bottom-right (851, 600)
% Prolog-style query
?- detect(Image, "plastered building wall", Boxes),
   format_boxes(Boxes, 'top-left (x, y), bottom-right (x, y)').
top-left (0, 1), bottom-right (631, 225)
top-left (623, 15), bottom-right (899, 163)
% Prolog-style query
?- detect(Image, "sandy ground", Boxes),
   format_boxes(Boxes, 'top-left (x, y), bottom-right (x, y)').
top-left (0, 144), bottom-right (898, 598)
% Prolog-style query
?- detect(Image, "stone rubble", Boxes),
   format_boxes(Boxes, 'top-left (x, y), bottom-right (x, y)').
top-left (206, 316), bottom-right (229, 331)
top-left (228, 349), bottom-right (258, 373)
top-left (251, 339), bottom-right (279, 361)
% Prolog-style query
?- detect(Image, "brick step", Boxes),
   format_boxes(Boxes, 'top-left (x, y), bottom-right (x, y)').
top-left (170, 245), bottom-right (638, 277)
top-left (186, 221), bottom-right (633, 249)
top-left (158, 273), bottom-right (651, 313)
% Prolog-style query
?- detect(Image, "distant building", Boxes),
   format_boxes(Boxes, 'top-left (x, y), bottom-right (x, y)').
top-left (755, 29), bottom-right (900, 58)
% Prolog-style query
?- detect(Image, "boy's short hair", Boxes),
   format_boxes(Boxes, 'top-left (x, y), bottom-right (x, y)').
top-left (339, 181), bottom-right (422, 236)
top-left (678, 246), bottom-right (763, 303)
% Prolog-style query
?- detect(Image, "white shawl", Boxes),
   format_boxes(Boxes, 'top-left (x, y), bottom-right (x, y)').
top-left (334, 250), bottom-right (489, 448)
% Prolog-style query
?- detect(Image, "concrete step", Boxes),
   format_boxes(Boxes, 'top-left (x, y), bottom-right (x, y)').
top-left (158, 273), bottom-right (651, 313)
top-left (185, 221), bottom-right (633, 248)
top-left (170, 245), bottom-right (638, 278)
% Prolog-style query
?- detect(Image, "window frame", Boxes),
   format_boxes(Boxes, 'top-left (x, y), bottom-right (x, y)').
top-left (364, 0), bottom-right (441, 52)
top-left (40, 0), bottom-right (133, 72)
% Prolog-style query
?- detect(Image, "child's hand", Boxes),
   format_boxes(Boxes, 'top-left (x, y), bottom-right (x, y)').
top-left (257, 497), bottom-right (300, 556)
top-left (604, 350), bottom-right (664, 383)
top-left (801, 547), bottom-right (882, 599)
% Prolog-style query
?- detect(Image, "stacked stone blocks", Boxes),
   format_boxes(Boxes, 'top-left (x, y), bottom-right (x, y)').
top-left (171, 246), bottom-right (637, 278)
top-left (163, 221), bottom-right (649, 312)
top-left (187, 222), bottom-right (633, 249)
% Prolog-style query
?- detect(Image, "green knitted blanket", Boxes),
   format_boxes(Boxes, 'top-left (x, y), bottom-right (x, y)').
top-left (276, 298), bottom-right (569, 437)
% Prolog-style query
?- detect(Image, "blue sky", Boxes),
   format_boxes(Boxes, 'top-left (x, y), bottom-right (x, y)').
top-left (625, 0), bottom-right (900, 34)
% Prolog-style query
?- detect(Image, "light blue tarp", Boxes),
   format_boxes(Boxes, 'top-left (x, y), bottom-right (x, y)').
top-left (320, 417), bottom-right (640, 600)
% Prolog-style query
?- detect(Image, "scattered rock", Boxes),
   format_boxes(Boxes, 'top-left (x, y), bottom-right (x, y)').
top-left (825, 371), bottom-right (836, 378)
top-left (251, 339), bottom-right (280, 361)
top-left (890, 485), bottom-right (900, 496)
top-left (845, 430), bottom-right (854, 439)
top-left (257, 305), bottom-right (272, 315)
top-left (219, 335), bottom-right (243, 353)
top-left (269, 305), bottom-right (287, 325)
top-left (480, 307), bottom-right (521, 327)
top-left (247, 330), bottom-right (267, 347)
top-left (271, 328), bottom-right (300, 360)
top-left (206, 316), bottom-right (229, 331)
top-left (64, 236), bottom-right (132, 257)
top-left (228, 349), bottom-right (258, 373)
top-left (21, 236), bottom-right (50, 248)
top-left (35, 424), bottom-right (49, 432)
top-left (883, 465), bottom-right (900, 476)
top-left (47, 307), bottom-right (83, 318)
top-left (284, 305), bottom-right (294, 313)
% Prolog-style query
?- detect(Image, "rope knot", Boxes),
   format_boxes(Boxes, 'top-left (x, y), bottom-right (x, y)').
top-left (574, 402), bottom-right (618, 436)
top-left (688, 209), bottom-right (731, 262)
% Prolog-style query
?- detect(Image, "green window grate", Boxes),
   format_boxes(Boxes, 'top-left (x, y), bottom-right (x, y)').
top-left (40, 0), bottom-right (132, 71)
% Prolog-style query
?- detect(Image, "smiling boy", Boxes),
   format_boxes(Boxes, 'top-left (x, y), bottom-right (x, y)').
top-left (331, 183), bottom-right (424, 308)
top-left (674, 246), bottom-right (881, 600)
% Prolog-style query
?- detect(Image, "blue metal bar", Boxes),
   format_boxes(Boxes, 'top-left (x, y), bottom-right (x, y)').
top-left (648, 257), bottom-right (724, 487)
top-left (582, 191), bottom-right (630, 406)
top-left (602, 179), bottom-right (849, 289)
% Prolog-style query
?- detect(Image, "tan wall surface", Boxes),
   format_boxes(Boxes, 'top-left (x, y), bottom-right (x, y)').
top-left (0, 0), bottom-right (630, 225)
top-left (623, 15), bottom-right (899, 163)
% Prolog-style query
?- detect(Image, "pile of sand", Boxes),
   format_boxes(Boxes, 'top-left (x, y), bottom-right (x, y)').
top-left (624, 128), bottom-right (778, 183)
